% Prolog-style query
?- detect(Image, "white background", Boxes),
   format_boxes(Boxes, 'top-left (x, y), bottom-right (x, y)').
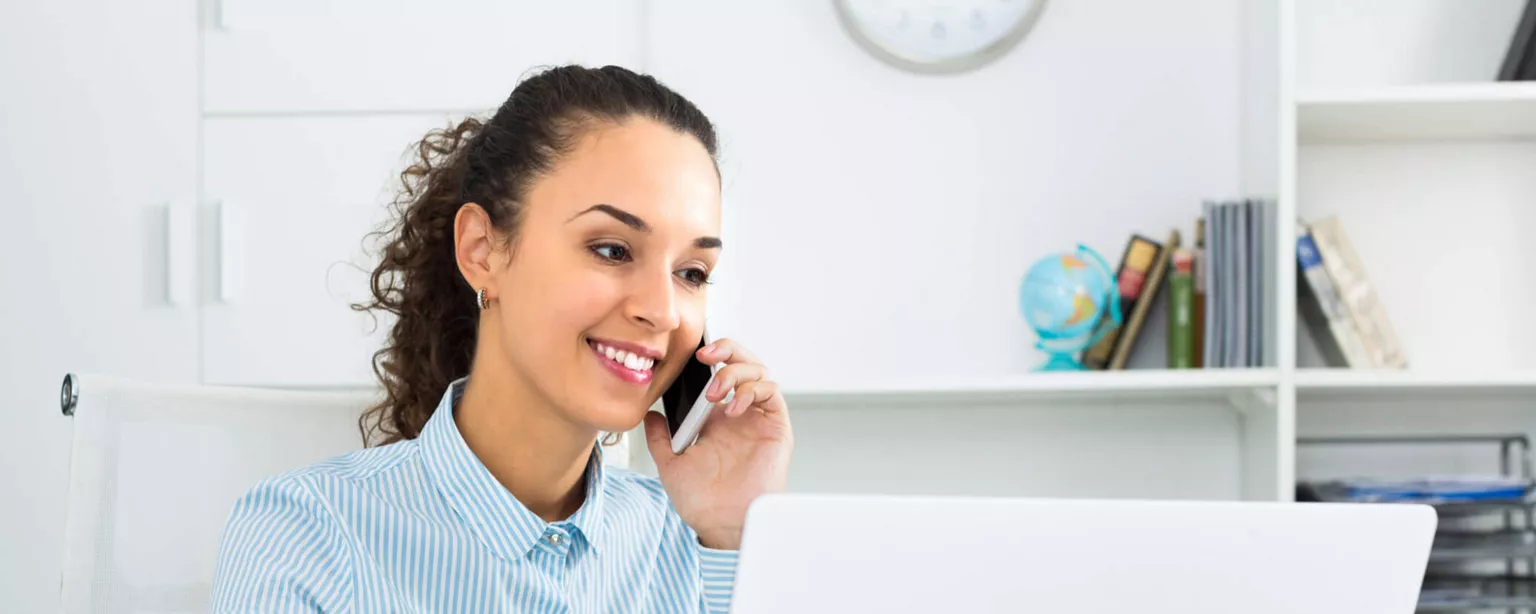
top-left (3, 0), bottom-right (1531, 611)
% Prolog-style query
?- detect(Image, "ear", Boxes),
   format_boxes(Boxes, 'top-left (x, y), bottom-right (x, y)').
top-left (454, 203), bottom-right (501, 299)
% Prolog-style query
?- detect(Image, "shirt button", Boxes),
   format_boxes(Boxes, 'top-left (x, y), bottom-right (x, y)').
top-left (547, 533), bottom-right (563, 545)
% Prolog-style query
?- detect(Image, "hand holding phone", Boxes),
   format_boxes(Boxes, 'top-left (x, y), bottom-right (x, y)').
top-left (644, 336), bottom-right (792, 550)
top-left (660, 335), bottom-right (725, 454)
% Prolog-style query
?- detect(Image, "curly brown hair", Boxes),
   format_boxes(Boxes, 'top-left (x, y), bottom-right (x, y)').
top-left (353, 65), bottom-right (719, 445)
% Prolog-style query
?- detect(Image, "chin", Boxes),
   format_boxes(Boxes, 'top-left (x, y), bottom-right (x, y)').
top-left (575, 396), bottom-right (654, 435)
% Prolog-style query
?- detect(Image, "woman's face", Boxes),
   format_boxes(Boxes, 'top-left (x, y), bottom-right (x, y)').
top-left (487, 117), bottom-right (721, 433)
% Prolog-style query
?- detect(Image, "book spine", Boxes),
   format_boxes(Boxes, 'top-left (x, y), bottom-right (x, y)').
top-left (1202, 202), bottom-right (1219, 368)
top-left (1499, 0), bottom-right (1536, 81)
top-left (1247, 200), bottom-right (1265, 368)
top-left (1307, 216), bottom-right (1407, 368)
top-left (1082, 235), bottom-right (1162, 370)
top-left (1168, 248), bottom-right (1196, 369)
top-left (1232, 201), bottom-right (1249, 367)
top-left (1296, 224), bottom-right (1371, 368)
top-left (1110, 230), bottom-right (1180, 370)
top-left (1193, 216), bottom-right (1206, 368)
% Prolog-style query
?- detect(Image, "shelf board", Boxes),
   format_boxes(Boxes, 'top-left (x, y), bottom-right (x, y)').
top-left (1295, 369), bottom-right (1536, 399)
top-left (1297, 82), bottom-right (1536, 144)
top-left (784, 368), bottom-right (1280, 407)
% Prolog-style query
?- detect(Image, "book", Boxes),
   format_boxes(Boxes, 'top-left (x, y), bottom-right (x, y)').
top-left (1193, 217), bottom-right (1206, 368)
top-left (1204, 202), bottom-right (1224, 368)
top-left (1499, 0), bottom-right (1536, 81)
top-left (1109, 229), bottom-right (1179, 370)
top-left (1307, 216), bottom-right (1407, 368)
top-left (1168, 248), bottom-right (1196, 369)
top-left (1296, 221), bottom-right (1370, 368)
top-left (1247, 199), bottom-right (1267, 368)
top-left (1231, 201), bottom-right (1248, 368)
top-left (1082, 234), bottom-right (1164, 370)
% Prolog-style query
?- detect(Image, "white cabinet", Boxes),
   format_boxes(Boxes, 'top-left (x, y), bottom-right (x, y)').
top-left (202, 114), bottom-right (459, 387)
top-left (204, 0), bottom-right (644, 114)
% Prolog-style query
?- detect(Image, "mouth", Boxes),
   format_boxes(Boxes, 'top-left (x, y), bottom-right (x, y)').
top-left (586, 337), bottom-right (659, 385)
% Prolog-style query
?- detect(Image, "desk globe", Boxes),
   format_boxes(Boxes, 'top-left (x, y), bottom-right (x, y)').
top-left (1018, 245), bottom-right (1122, 371)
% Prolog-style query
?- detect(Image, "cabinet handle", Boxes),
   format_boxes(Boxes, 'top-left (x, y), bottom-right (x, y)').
top-left (211, 0), bottom-right (229, 30)
top-left (217, 201), bottom-right (242, 303)
top-left (165, 202), bottom-right (191, 306)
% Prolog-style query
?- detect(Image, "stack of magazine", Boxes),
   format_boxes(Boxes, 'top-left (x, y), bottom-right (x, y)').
top-left (1301, 475), bottom-right (1536, 612)
top-left (1299, 435), bottom-right (1536, 612)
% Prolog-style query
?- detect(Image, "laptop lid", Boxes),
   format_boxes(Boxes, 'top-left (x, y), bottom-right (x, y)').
top-left (730, 493), bottom-right (1435, 614)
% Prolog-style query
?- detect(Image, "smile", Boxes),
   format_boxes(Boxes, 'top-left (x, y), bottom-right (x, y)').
top-left (586, 338), bottom-right (658, 385)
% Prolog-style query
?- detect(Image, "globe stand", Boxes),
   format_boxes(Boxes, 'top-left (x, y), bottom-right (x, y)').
top-left (1036, 352), bottom-right (1087, 372)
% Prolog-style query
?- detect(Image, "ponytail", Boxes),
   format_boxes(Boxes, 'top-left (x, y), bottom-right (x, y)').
top-left (355, 117), bottom-right (485, 444)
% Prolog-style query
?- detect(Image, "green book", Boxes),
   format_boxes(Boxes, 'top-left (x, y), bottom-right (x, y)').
top-left (1167, 248), bottom-right (1196, 369)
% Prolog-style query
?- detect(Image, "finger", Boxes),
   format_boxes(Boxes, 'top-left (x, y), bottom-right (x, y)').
top-left (706, 362), bottom-right (767, 403)
top-left (643, 411), bottom-right (676, 465)
top-left (726, 380), bottom-right (785, 417)
top-left (696, 337), bottom-right (760, 367)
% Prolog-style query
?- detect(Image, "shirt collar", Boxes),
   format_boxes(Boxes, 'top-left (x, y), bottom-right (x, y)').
top-left (420, 377), bottom-right (609, 562)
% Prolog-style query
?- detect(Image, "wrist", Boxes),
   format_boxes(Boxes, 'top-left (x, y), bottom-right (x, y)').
top-left (696, 527), bottom-right (742, 551)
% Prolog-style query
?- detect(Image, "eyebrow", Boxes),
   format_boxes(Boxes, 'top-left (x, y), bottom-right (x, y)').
top-left (570, 203), bottom-right (723, 250)
top-left (571, 204), bottom-right (649, 232)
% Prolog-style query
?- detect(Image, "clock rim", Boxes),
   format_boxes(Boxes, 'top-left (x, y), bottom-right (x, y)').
top-left (832, 0), bottom-right (1049, 74)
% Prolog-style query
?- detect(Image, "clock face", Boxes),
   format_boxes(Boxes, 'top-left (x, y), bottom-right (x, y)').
top-left (834, 0), bottom-right (1048, 73)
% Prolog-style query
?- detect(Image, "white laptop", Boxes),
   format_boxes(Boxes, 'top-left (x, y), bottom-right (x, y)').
top-left (729, 493), bottom-right (1436, 614)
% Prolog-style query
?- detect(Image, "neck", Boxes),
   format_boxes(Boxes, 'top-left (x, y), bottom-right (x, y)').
top-left (455, 352), bottom-right (596, 523)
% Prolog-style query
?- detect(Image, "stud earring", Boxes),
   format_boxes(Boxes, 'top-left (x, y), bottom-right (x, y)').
top-left (476, 287), bottom-right (489, 310)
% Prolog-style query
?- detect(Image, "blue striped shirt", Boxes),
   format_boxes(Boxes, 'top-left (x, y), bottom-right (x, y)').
top-left (209, 378), bottom-right (738, 612)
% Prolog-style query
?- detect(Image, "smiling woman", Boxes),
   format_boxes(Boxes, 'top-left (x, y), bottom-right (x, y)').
top-left (207, 65), bottom-right (793, 613)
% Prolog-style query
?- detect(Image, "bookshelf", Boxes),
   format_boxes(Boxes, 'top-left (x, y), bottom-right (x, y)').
top-left (1285, 0), bottom-right (1536, 523)
top-left (1296, 368), bottom-right (1536, 399)
top-left (785, 368), bottom-right (1282, 409)
top-left (1298, 82), bottom-right (1536, 143)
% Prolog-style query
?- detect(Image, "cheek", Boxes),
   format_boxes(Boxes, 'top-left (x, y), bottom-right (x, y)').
top-left (497, 256), bottom-right (621, 346)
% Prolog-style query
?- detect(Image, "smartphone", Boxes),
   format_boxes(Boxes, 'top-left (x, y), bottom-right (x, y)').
top-left (660, 335), bottom-right (723, 455)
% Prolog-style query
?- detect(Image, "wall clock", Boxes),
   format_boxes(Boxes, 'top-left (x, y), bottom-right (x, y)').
top-left (833, 0), bottom-right (1049, 74)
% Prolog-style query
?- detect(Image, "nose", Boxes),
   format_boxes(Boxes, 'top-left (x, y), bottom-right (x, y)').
top-left (625, 268), bottom-right (682, 333)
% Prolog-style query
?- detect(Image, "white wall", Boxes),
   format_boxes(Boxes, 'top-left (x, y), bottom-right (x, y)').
top-left (1, 1), bottom-right (200, 612)
top-left (652, 0), bottom-right (1245, 387)
top-left (1295, 0), bottom-right (1528, 88)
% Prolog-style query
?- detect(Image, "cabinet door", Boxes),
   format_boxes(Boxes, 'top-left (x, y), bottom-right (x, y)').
top-left (0, 0), bottom-right (200, 611)
top-left (202, 114), bottom-right (457, 387)
top-left (204, 0), bottom-right (644, 114)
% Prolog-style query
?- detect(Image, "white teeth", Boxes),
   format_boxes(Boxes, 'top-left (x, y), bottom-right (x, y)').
top-left (592, 342), bottom-right (654, 372)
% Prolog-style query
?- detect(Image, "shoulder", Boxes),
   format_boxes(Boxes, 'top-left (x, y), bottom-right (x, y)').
top-left (602, 465), bottom-right (672, 510)
top-left (209, 441), bottom-right (417, 612)
top-left (210, 469), bottom-right (353, 611)
top-left (599, 466), bottom-right (702, 544)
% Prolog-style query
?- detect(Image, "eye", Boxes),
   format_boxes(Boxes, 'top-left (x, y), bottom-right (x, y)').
top-left (589, 242), bottom-right (631, 264)
top-left (676, 267), bottom-right (711, 288)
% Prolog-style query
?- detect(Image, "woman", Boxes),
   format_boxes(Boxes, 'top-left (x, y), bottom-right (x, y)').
top-left (209, 65), bottom-right (793, 613)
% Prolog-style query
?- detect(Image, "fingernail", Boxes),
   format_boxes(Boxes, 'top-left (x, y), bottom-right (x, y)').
top-left (700, 342), bottom-right (717, 355)
top-left (708, 376), bottom-right (724, 398)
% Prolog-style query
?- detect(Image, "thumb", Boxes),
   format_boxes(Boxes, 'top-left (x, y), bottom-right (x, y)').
top-left (643, 411), bottom-right (674, 469)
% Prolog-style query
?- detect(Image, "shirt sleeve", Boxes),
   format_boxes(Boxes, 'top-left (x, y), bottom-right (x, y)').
top-left (697, 544), bottom-right (739, 614)
top-left (209, 474), bottom-right (354, 613)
